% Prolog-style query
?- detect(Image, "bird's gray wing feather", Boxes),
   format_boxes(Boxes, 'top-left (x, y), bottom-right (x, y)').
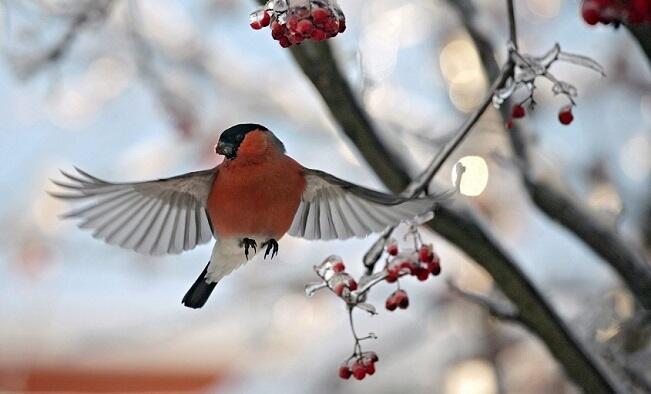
top-left (288, 168), bottom-right (439, 240)
top-left (50, 167), bottom-right (216, 255)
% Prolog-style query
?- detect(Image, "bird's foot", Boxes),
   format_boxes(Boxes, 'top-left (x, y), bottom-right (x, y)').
top-left (262, 239), bottom-right (279, 260)
top-left (240, 238), bottom-right (257, 260)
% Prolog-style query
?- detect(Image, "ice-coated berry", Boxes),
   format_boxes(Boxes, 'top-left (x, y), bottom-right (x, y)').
top-left (271, 22), bottom-right (285, 39)
top-left (511, 104), bottom-right (526, 119)
top-left (385, 296), bottom-right (398, 311)
top-left (310, 29), bottom-right (327, 41)
top-left (428, 261), bottom-right (442, 276)
top-left (332, 261), bottom-right (346, 273)
top-left (288, 32), bottom-right (304, 45)
top-left (339, 364), bottom-right (352, 379)
top-left (387, 243), bottom-right (399, 256)
top-left (419, 245), bottom-right (433, 263)
top-left (311, 7), bottom-right (330, 24)
top-left (348, 279), bottom-right (358, 291)
top-left (323, 19), bottom-right (340, 35)
top-left (394, 290), bottom-right (409, 309)
top-left (582, 3), bottom-right (601, 25)
top-left (260, 11), bottom-right (271, 27)
top-left (338, 19), bottom-right (347, 33)
top-left (385, 272), bottom-right (398, 283)
top-left (296, 19), bottom-right (314, 35)
top-left (558, 106), bottom-right (574, 125)
top-left (352, 362), bottom-right (366, 380)
top-left (416, 267), bottom-right (430, 281)
top-left (278, 37), bottom-right (292, 48)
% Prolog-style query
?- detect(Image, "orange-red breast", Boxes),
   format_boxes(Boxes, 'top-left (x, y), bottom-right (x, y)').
top-left (51, 124), bottom-right (440, 308)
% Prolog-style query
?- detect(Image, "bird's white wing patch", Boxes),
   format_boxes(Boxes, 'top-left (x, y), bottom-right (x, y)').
top-left (50, 167), bottom-right (216, 255)
top-left (288, 169), bottom-right (438, 241)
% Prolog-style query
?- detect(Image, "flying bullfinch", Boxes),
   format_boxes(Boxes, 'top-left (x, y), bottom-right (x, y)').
top-left (51, 124), bottom-right (439, 309)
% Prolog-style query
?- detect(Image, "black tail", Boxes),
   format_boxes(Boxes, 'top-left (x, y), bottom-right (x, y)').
top-left (182, 262), bottom-right (217, 309)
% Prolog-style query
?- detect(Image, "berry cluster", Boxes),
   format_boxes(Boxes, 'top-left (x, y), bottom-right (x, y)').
top-left (581, 0), bottom-right (651, 26)
top-left (339, 352), bottom-right (379, 380)
top-left (306, 228), bottom-right (443, 381)
top-left (250, 0), bottom-right (346, 48)
top-left (494, 44), bottom-right (604, 130)
top-left (385, 289), bottom-right (409, 311)
top-left (384, 243), bottom-right (441, 285)
top-left (506, 103), bottom-right (574, 128)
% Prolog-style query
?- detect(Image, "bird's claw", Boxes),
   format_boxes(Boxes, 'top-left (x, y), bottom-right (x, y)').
top-left (241, 238), bottom-right (257, 260)
top-left (262, 239), bottom-right (279, 260)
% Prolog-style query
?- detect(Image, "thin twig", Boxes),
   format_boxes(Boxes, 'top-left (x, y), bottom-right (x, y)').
top-left (404, 64), bottom-right (512, 198)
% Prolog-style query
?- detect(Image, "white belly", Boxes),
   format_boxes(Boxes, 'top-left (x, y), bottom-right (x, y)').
top-left (206, 235), bottom-right (268, 283)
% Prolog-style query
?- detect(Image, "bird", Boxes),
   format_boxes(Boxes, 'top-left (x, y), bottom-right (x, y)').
top-left (50, 123), bottom-right (441, 309)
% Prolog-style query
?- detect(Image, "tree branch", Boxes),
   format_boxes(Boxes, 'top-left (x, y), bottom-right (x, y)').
top-left (279, 30), bottom-right (619, 394)
top-left (449, 0), bottom-right (651, 311)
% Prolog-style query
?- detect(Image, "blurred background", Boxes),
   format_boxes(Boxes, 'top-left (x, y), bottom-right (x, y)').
top-left (0, 0), bottom-right (650, 392)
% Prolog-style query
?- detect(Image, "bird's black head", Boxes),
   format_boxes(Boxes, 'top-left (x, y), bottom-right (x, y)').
top-left (216, 123), bottom-right (284, 159)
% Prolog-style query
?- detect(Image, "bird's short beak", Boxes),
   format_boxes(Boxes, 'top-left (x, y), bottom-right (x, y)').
top-left (216, 141), bottom-right (236, 159)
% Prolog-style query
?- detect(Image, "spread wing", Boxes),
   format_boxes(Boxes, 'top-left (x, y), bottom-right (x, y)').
top-left (50, 167), bottom-right (217, 255)
top-left (288, 168), bottom-right (438, 240)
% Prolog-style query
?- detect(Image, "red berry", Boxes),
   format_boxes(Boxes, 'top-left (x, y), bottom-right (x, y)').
top-left (558, 106), bottom-right (574, 125)
top-left (278, 37), bottom-right (292, 48)
top-left (352, 362), bottom-right (366, 380)
top-left (296, 19), bottom-right (314, 35)
top-left (332, 261), bottom-right (346, 273)
top-left (260, 11), bottom-right (271, 27)
top-left (334, 282), bottom-right (346, 296)
top-left (387, 243), bottom-right (398, 256)
top-left (288, 32), bottom-right (304, 45)
top-left (416, 267), bottom-right (430, 281)
top-left (364, 362), bottom-right (376, 375)
top-left (312, 8), bottom-right (330, 24)
top-left (348, 279), bottom-right (358, 291)
top-left (511, 104), bottom-right (526, 119)
top-left (339, 365), bottom-right (352, 379)
top-left (250, 21), bottom-right (263, 30)
top-left (385, 296), bottom-right (398, 311)
top-left (428, 261), bottom-right (441, 276)
top-left (310, 29), bottom-right (327, 41)
top-left (271, 22), bottom-right (285, 39)
top-left (394, 290), bottom-right (409, 309)
top-left (323, 19), bottom-right (340, 35)
top-left (287, 16), bottom-right (299, 30)
top-left (385, 268), bottom-right (399, 283)
top-left (419, 245), bottom-right (433, 263)
top-left (582, 1), bottom-right (601, 25)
